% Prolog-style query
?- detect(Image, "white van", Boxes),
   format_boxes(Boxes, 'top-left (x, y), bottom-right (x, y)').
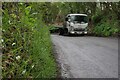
top-left (59, 14), bottom-right (88, 35)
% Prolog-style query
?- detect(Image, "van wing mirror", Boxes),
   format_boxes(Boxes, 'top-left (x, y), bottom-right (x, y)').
top-left (65, 17), bottom-right (68, 21)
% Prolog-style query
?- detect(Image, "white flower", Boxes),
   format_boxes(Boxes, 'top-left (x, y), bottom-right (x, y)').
top-left (8, 20), bottom-right (12, 24)
top-left (16, 56), bottom-right (20, 60)
top-left (32, 65), bottom-right (34, 68)
top-left (8, 20), bottom-right (10, 24)
top-left (22, 69), bottom-right (26, 74)
top-left (2, 29), bottom-right (5, 32)
top-left (19, 3), bottom-right (23, 5)
top-left (1, 39), bottom-right (4, 42)
top-left (12, 43), bottom-right (16, 46)
top-left (32, 12), bottom-right (38, 15)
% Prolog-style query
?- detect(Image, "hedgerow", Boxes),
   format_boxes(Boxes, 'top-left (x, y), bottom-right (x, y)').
top-left (2, 2), bottom-right (57, 78)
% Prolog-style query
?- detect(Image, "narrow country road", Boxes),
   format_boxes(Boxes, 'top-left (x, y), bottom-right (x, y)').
top-left (51, 34), bottom-right (118, 78)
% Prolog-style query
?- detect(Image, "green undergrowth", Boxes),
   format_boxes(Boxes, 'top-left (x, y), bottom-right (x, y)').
top-left (2, 3), bottom-right (57, 78)
top-left (92, 10), bottom-right (119, 37)
top-left (93, 21), bottom-right (119, 37)
top-left (49, 25), bottom-right (59, 33)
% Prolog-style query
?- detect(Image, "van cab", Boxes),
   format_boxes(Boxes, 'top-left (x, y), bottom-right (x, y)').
top-left (59, 14), bottom-right (88, 35)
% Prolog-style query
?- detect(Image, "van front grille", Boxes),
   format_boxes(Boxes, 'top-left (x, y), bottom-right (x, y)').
top-left (74, 28), bottom-right (85, 31)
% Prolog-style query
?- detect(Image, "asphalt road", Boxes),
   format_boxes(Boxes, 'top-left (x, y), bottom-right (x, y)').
top-left (51, 34), bottom-right (118, 78)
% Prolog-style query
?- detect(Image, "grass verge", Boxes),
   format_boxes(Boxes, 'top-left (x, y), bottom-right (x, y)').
top-left (30, 26), bottom-right (57, 78)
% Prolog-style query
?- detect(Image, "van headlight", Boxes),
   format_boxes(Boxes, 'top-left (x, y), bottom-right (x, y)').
top-left (84, 32), bottom-right (87, 34)
top-left (71, 31), bottom-right (75, 34)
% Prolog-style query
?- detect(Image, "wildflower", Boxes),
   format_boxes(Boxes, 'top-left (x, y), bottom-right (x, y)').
top-left (8, 20), bottom-right (11, 24)
top-left (1, 39), bottom-right (4, 42)
top-left (2, 29), bottom-right (5, 32)
top-left (22, 69), bottom-right (26, 74)
top-left (32, 12), bottom-right (38, 15)
top-left (19, 3), bottom-right (23, 5)
top-left (12, 43), bottom-right (16, 46)
top-left (16, 56), bottom-right (20, 60)
top-left (32, 65), bottom-right (34, 68)
top-left (2, 45), bottom-right (4, 48)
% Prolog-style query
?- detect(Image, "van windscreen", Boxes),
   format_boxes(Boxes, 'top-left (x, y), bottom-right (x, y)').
top-left (71, 15), bottom-right (88, 23)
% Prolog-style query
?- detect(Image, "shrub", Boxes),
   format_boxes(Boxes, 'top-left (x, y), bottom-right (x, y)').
top-left (93, 20), bottom-right (119, 37)
top-left (92, 10), bottom-right (119, 37)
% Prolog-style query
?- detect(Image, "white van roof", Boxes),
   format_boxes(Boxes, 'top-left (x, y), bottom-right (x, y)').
top-left (67, 14), bottom-right (87, 16)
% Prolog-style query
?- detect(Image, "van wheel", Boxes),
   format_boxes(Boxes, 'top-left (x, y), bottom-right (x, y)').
top-left (64, 28), bottom-right (70, 36)
top-left (59, 28), bottom-right (64, 35)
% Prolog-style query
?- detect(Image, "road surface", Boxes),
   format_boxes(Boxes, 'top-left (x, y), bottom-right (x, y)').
top-left (51, 34), bottom-right (118, 78)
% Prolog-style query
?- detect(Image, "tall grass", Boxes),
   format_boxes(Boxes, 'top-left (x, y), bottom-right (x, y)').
top-left (2, 3), bottom-right (57, 78)
top-left (30, 25), bottom-right (57, 78)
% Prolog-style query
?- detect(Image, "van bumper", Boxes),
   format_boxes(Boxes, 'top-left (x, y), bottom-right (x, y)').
top-left (70, 31), bottom-right (87, 34)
